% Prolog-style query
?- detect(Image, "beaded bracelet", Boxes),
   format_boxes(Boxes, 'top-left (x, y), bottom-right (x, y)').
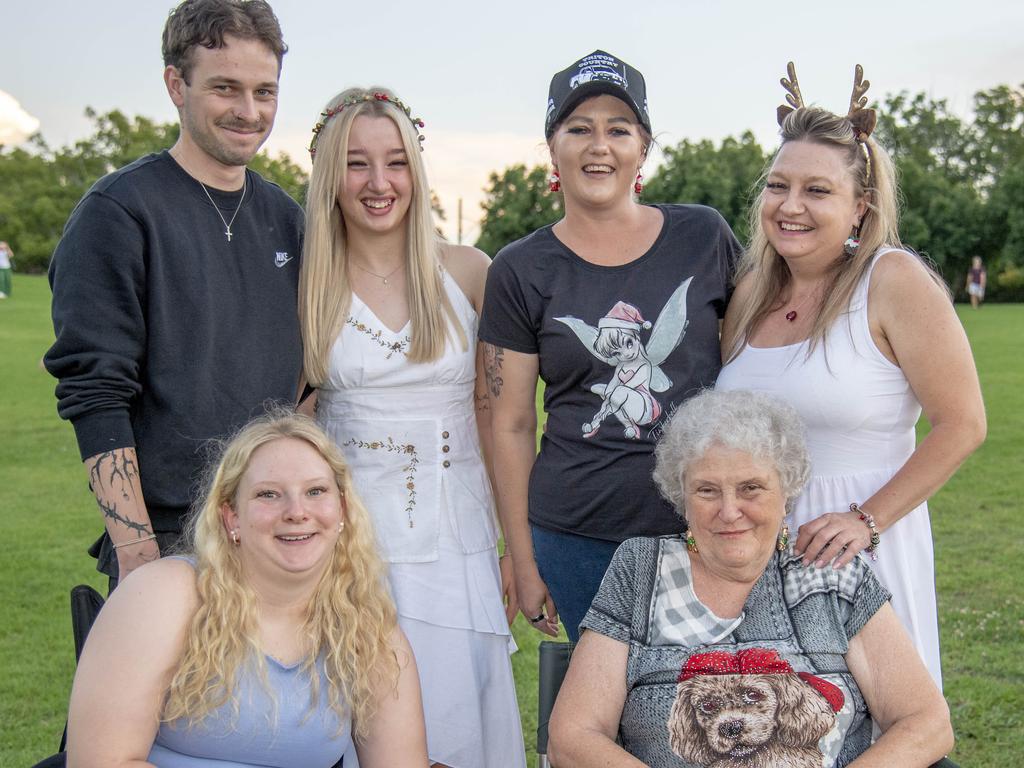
top-left (112, 533), bottom-right (157, 550)
top-left (849, 503), bottom-right (879, 561)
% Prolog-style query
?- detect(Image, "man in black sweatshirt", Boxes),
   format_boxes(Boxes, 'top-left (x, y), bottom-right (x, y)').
top-left (45, 0), bottom-right (304, 590)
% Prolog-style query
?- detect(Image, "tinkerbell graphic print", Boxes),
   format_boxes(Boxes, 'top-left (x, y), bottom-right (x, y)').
top-left (555, 276), bottom-right (692, 439)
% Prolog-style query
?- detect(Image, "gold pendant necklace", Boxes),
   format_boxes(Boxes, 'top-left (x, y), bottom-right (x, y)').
top-left (352, 260), bottom-right (404, 287)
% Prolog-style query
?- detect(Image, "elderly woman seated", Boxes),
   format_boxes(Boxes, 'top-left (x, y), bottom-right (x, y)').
top-left (549, 389), bottom-right (953, 767)
top-left (66, 411), bottom-right (428, 767)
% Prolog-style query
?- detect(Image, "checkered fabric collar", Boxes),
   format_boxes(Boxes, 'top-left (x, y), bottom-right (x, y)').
top-left (650, 537), bottom-right (746, 647)
top-left (779, 545), bottom-right (865, 605)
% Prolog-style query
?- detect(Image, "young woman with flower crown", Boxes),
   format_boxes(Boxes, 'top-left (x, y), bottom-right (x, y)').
top-left (299, 87), bottom-right (526, 768)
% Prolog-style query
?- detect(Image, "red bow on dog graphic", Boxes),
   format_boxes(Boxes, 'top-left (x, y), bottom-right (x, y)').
top-left (669, 648), bottom-right (845, 767)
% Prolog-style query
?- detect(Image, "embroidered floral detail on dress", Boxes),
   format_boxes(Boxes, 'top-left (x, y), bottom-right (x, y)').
top-left (341, 437), bottom-right (419, 528)
top-left (346, 317), bottom-right (411, 359)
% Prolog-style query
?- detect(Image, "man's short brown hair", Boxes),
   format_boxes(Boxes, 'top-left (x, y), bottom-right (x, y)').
top-left (162, 0), bottom-right (287, 83)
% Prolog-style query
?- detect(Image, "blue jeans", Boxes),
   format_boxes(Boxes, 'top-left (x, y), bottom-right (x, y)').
top-left (531, 524), bottom-right (621, 642)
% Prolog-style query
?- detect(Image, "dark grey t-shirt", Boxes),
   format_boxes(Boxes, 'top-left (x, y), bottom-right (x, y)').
top-left (479, 204), bottom-right (739, 541)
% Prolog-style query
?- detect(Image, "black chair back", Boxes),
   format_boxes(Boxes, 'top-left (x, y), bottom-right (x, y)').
top-left (536, 641), bottom-right (572, 767)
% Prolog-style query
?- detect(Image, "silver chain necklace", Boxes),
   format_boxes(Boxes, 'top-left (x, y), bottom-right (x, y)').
top-left (198, 175), bottom-right (247, 242)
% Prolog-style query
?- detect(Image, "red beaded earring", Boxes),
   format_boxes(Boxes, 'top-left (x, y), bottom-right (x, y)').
top-left (634, 171), bottom-right (644, 195)
top-left (549, 170), bottom-right (561, 193)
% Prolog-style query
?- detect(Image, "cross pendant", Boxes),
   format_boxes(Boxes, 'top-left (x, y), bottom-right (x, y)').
top-left (226, 228), bottom-right (233, 242)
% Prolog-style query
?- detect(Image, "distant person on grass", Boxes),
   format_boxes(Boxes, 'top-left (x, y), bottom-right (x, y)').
top-left (0, 240), bottom-right (13, 298)
top-left (966, 255), bottom-right (987, 309)
top-left (44, 0), bottom-right (303, 591)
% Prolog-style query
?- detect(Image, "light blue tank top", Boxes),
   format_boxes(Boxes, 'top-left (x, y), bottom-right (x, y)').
top-left (148, 653), bottom-right (351, 768)
top-left (148, 558), bottom-right (351, 767)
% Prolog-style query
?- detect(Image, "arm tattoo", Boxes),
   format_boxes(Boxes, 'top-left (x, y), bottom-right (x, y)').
top-left (475, 391), bottom-right (491, 412)
top-left (87, 449), bottom-right (152, 536)
top-left (88, 448), bottom-right (139, 501)
top-left (483, 344), bottom-right (505, 398)
top-left (97, 498), bottom-right (151, 535)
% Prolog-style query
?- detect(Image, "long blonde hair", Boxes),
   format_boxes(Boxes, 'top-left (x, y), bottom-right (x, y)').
top-left (163, 411), bottom-right (398, 740)
top-left (300, 86), bottom-right (465, 383)
top-left (723, 107), bottom-right (913, 360)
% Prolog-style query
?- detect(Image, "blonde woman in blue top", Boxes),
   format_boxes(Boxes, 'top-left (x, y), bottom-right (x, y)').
top-left (67, 412), bottom-right (427, 767)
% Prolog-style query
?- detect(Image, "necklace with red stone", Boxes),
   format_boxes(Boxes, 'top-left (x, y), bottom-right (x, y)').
top-left (783, 290), bottom-right (817, 322)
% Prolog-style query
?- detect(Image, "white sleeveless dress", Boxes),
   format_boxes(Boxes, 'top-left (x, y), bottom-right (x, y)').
top-left (716, 249), bottom-right (942, 688)
top-left (317, 270), bottom-right (526, 767)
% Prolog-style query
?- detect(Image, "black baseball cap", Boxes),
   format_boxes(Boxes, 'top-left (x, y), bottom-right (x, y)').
top-left (544, 50), bottom-right (651, 138)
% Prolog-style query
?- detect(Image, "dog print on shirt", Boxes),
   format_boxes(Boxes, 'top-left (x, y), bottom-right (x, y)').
top-left (668, 649), bottom-right (845, 768)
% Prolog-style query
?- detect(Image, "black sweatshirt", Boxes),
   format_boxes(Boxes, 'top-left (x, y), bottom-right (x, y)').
top-left (46, 151), bottom-right (304, 532)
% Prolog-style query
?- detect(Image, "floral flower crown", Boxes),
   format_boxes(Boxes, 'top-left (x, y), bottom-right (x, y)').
top-left (308, 91), bottom-right (426, 160)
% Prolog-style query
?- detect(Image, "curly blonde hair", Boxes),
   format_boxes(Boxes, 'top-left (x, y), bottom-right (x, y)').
top-left (162, 410), bottom-right (398, 740)
top-left (300, 86), bottom-right (465, 383)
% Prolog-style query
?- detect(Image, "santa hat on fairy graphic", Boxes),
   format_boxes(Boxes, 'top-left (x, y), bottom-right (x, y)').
top-left (598, 301), bottom-right (652, 332)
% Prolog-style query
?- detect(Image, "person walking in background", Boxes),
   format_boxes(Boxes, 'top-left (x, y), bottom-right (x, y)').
top-left (0, 240), bottom-right (13, 298)
top-left (717, 63), bottom-right (986, 687)
top-left (44, 0), bottom-right (304, 591)
top-left (480, 50), bottom-right (739, 642)
top-left (299, 86), bottom-right (525, 768)
top-left (966, 255), bottom-right (987, 308)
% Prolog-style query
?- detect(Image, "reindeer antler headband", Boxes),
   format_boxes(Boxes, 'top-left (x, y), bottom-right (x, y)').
top-left (775, 62), bottom-right (877, 184)
top-left (846, 65), bottom-right (877, 138)
top-left (776, 61), bottom-right (805, 127)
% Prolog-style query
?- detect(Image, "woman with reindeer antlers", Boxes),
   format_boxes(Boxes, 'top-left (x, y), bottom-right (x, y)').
top-left (480, 50), bottom-right (740, 642)
top-left (717, 63), bottom-right (986, 688)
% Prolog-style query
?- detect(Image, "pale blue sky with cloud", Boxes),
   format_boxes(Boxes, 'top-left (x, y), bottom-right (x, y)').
top-left (1, 0), bottom-right (1020, 242)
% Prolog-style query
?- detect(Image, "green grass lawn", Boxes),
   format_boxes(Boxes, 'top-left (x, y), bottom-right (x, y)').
top-left (2, 274), bottom-right (1021, 766)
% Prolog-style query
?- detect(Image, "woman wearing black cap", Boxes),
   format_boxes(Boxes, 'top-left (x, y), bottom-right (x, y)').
top-left (479, 50), bottom-right (740, 641)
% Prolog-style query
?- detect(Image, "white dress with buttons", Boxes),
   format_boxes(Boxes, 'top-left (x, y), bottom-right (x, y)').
top-left (317, 269), bottom-right (526, 767)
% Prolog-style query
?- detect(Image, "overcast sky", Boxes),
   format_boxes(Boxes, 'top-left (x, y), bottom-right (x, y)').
top-left (1, 0), bottom-right (1021, 243)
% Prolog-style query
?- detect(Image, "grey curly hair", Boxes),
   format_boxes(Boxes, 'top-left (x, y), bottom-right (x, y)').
top-left (653, 389), bottom-right (810, 517)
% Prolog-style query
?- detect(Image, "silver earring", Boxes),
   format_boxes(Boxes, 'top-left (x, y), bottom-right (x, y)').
top-left (230, 529), bottom-right (239, 545)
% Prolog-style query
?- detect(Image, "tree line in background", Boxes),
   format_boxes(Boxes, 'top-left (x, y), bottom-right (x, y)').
top-left (475, 84), bottom-right (1024, 301)
top-left (2, 84), bottom-right (1021, 300)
